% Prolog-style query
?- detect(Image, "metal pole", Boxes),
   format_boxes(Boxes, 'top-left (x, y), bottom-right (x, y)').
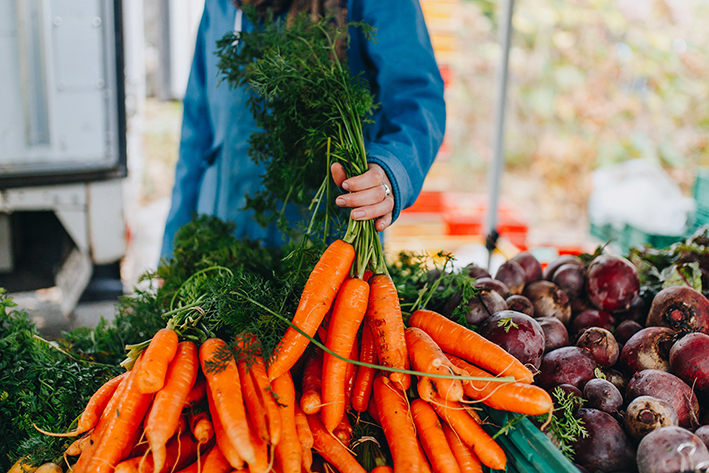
top-left (486, 0), bottom-right (515, 270)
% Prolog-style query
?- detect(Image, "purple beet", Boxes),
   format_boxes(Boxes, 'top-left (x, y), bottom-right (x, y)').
top-left (602, 368), bottom-right (628, 392)
top-left (505, 294), bottom-right (534, 317)
top-left (569, 309), bottom-right (616, 338)
top-left (549, 383), bottom-right (584, 411)
top-left (615, 319), bottom-right (643, 345)
top-left (626, 369), bottom-right (700, 429)
top-left (615, 295), bottom-right (649, 325)
top-left (636, 426), bottom-right (709, 473)
top-left (463, 262), bottom-right (491, 280)
top-left (583, 378), bottom-right (623, 414)
top-left (576, 327), bottom-right (619, 368)
top-left (522, 280), bottom-right (571, 325)
top-left (646, 285), bottom-right (709, 334)
top-left (494, 260), bottom-right (527, 295)
top-left (474, 277), bottom-right (511, 299)
top-left (510, 251), bottom-right (543, 283)
top-left (536, 346), bottom-right (597, 390)
top-left (694, 425), bottom-right (709, 451)
top-left (571, 408), bottom-right (636, 473)
top-left (536, 316), bottom-right (569, 353)
top-left (669, 331), bottom-right (709, 391)
top-left (620, 327), bottom-right (677, 374)
top-left (625, 395), bottom-right (679, 441)
top-left (585, 254), bottom-right (640, 312)
top-left (477, 310), bottom-right (546, 369)
top-left (544, 254), bottom-right (584, 281)
top-left (551, 263), bottom-right (586, 302)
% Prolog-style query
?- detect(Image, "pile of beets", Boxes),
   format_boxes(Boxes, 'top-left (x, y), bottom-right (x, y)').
top-left (445, 250), bottom-right (709, 473)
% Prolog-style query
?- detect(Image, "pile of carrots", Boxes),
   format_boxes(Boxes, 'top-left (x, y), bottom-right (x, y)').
top-left (56, 239), bottom-right (554, 473)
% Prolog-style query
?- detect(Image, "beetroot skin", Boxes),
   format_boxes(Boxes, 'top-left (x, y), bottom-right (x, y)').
top-left (626, 369), bottom-right (700, 429)
top-left (620, 326), bottom-right (677, 374)
top-left (636, 426), bottom-right (709, 473)
top-left (477, 310), bottom-right (546, 369)
top-left (585, 254), bottom-right (640, 312)
top-left (669, 331), bottom-right (709, 391)
top-left (536, 346), bottom-right (597, 390)
top-left (522, 280), bottom-right (571, 325)
top-left (571, 408), bottom-right (636, 473)
top-left (646, 285), bottom-right (709, 334)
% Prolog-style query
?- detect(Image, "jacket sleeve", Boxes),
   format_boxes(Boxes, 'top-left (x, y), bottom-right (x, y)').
top-left (161, 6), bottom-right (215, 259)
top-left (356, 0), bottom-right (446, 222)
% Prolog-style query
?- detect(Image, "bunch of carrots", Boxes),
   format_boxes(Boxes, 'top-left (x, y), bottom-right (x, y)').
top-left (48, 236), bottom-right (554, 473)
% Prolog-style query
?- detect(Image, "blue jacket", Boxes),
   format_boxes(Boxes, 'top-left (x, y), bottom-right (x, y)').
top-left (161, 0), bottom-right (446, 259)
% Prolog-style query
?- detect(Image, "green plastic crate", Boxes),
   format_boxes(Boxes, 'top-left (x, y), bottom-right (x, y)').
top-left (590, 222), bottom-right (688, 253)
top-left (482, 408), bottom-right (580, 473)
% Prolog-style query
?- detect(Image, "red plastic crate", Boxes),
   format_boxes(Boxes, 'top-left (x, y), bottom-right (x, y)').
top-left (403, 191), bottom-right (446, 214)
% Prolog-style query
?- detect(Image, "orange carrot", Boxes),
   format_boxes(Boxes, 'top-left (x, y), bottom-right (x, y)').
top-left (268, 239), bottom-right (355, 381)
top-left (344, 335), bottom-right (359, 409)
top-left (83, 356), bottom-right (154, 473)
top-left (351, 324), bottom-right (377, 413)
top-left (321, 278), bottom-right (369, 431)
top-left (114, 430), bottom-right (198, 473)
top-left (416, 376), bottom-right (436, 402)
top-left (245, 418), bottom-right (270, 473)
top-left (272, 372), bottom-right (302, 473)
top-left (66, 432), bottom-right (92, 456)
top-left (75, 372), bottom-right (129, 434)
top-left (442, 422), bottom-right (483, 473)
top-left (146, 341), bottom-right (199, 473)
top-left (366, 274), bottom-right (410, 391)
top-left (188, 410), bottom-right (214, 447)
top-left (373, 376), bottom-right (426, 473)
top-left (405, 327), bottom-right (465, 402)
top-left (447, 355), bottom-right (553, 415)
top-left (300, 348), bottom-right (324, 415)
top-left (134, 328), bottom-right (179, 394)
top-left (235, 334), bottom-right (282, 446)
top-left (429, 396), bottom-right (506, 471)
top-left (200, 338), bottom-right (256, 466)
top-left (206, 385), bottom-right (244, 470)
top-left (370, 467), bottom-right (393, 473)
top-left (174, 443), bottom-right (231, 473)
top-left (368, 397), bottom-right (380, 424)
top-left (307, 414), bottom-right (366, 473)
top-left (409, 309), bottom-right (534, 383)
top-left (293, 402), bottom-right (314, 472)
top-left (333, 412), bottom-right (353, 446)
top-left (184, 376), bottom-right (206, 407)
top-left (411, 399), bottom-right (461, 473)
top-left (237, 357), bottom-right (270, 443)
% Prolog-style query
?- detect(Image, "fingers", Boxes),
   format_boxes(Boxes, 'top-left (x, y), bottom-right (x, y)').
top-left (330, 163), bottom-right (347, 187)
top-left (332, 164), bottom-right (395, 231)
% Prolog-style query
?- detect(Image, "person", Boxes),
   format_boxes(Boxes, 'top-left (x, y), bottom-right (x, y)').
top-left (160, 0), bottom-right (446, 259)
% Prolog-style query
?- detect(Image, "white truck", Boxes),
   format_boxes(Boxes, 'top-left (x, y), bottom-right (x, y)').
top-left (0, 0), bottom-right (127, 321)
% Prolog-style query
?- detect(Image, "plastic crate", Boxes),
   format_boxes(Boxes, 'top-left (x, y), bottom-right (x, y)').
top-left (482, 408), bottom-right (580, 473)
top-left (590, 222), bottom-right (688, 253)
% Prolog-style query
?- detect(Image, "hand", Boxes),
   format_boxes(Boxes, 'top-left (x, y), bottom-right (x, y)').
top-left (331, 162), bottom-right (394, 232)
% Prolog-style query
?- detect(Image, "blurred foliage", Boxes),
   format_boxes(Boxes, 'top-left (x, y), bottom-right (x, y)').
top-left (441, 0), bottom-right (709, 226)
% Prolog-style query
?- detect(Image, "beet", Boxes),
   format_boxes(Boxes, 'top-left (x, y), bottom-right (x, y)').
top-left (569, 309), bottom-right (616, 338)
top-left (510, 251), bottom-right (543, 283)
top-left (615, 295), bottom-right (649, 325)
top-left (694, 425), bottom-right (709, 451)
top-left (551, 263), bottom-right (586, 302)
top-left (620, 327), bottom-right (676, 374)
top-left (615, 319), bottom-right (643, 345)
top-left (626, 369), bottom-right (700, 429)
top-left (536, 316), bottom-right (569, 353)
top-left (442, 288), bottom-right (507, 326)
top-left (576, 327), bottom-right (619, 368)
top-left (583, 378), bottom-right (623, 414)
top-left (474, 277), bottom-right (511, 299)
top-left (494, 260), bottom-right (527, 295)
top-left (602, 368), bottom-right (628, 392)
top-left (505, 294), bottom-right (534, 317)
top-left (571, 408), bottom-right (636, 473)
top-left (669, 331), bottom-right (709, 391)
top-left (477, 310), bottom-right (546, 369)
top-left (585, 254), bottom-right (640, 312)
top-left (636, 426), bottom-right (709, 473)
top-left (544, 254), bottom-right (584, 281)
top-left (536, 346), bottom-right (597, 390)
top-left (646, 285), bottom-right (709, 334)
top-left (625, 395), bottom-right (679, 441)
top-left (522, 280), bottom-right (571, 325)
top-left (463, 262), bottom-right (490, 280)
